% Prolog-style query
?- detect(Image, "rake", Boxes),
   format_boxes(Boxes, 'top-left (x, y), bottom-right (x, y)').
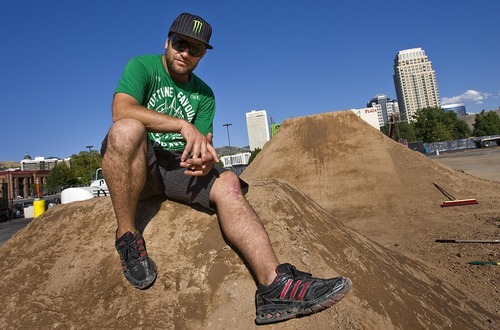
top-left (433, 182), bottom-right (478, 207)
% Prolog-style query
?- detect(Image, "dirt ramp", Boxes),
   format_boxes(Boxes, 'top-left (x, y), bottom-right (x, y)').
top-left (243, 110), bottom-right (500, 226)
top-left (0, 179), bottom-right (494, 329)
top-left (242, 110), bottom-right (500, 267)
top-left (245, 112), bottom-right (398, 226)
top-left (242, 110), bottom-right (500, 324)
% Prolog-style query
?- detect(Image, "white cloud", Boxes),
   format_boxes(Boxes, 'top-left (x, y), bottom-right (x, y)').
top-left (441, 90), bottom-right (492, 105)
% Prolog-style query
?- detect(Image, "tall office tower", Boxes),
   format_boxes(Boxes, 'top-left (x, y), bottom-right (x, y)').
top-left (393, 48), bottom-right (440, 122)
top-left (366, 94), bottom-right (400, 127)
top-left (442, 103), bottom-right (467, 117)
top-left (246, 110), bottom-right (270, 151)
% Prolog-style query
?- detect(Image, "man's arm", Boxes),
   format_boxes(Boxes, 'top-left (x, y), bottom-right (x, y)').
top-left (112, 92), bottom-right (186, 134)
top-left (112, 92), bottom-right (219, 168)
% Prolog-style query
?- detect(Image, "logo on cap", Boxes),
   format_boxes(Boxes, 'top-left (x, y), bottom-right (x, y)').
top-left (193, 20), bottom-right (203, 34)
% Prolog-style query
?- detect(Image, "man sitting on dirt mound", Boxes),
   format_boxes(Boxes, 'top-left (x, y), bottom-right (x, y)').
top-left (100, 12), bottom-right (352, 325)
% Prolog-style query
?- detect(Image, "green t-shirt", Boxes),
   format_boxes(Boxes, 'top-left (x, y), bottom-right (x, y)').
top-left (115, 54), bottom-right (215, 151)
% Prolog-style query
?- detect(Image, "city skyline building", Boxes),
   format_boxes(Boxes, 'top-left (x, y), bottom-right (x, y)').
top-left (442, 103), bottom-right (467, 117)
top-left (366, 94), bottom-right (400, 127)
top-left (1, 153), bottom-right (70, 201)
top-left (246, 110), bottom-right (270, 151)
top-left (393, 47), bottom-right (440, 123)
top-left (350, 108), bottom-right (380, 130)
top-left (20, 153), bottom-right (70, 171)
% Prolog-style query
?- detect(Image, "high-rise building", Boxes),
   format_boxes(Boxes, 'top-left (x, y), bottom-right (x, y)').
top-left (442, 103), bottom-right (467, 117)
top-left (366, 94), bottom-right (400, 127)
top-left (393, 48), bottom-right (440, 122)
top-left (246, 110), bottom-right (270, 151)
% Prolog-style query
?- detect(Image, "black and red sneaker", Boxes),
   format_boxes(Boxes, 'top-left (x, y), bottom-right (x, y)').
top-left (115, 231), bottom-right (157, 289)
top-left (255, 263), bottom-right (352, 325)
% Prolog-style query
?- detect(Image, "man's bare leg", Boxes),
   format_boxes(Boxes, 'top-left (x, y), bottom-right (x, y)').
top-left (103, 118), bottom-right (157, 290)
top-left (210, 171), bottom-right (279, 286)
top-left (210, 171), bottom-right (352, 325)
top-left (102, 118), bottom-right (148, 237)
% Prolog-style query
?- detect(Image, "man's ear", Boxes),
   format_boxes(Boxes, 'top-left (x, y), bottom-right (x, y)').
top-left (164, 38), bottom-right (169, 49)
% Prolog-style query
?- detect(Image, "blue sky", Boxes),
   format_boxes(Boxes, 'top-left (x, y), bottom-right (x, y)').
top-left (1, 0), bottom-right (499, 161)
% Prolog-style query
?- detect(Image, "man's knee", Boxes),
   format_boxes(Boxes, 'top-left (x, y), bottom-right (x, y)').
top-left (105, 119), bottom-right (148, 153)
top-left (211, 171), bottom-right (243, 199)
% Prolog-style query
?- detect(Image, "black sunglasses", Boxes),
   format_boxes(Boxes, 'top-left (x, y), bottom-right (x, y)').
top-left (170, 35), bottom-right (205, 57)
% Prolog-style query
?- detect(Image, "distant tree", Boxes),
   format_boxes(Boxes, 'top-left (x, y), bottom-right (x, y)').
top-left (381, 121), bottom-right (417, 142)
top-left (453, 117), bottom-right (472, 139)
top-left (70, 150), bottom-right (103, 185)
top-left (46, 162), bottom-right (78, 194)
top-left (248, 148), bottom-right (262, 164)
top-left (216, 153), bottom-right (225, 168)
top-left (413, 107), bottom-right (470, 142)
top-left (380, 122), bottom-right (390, 136)
top-left (398, 121), bottom-right (418, 141)
top-left (472, 110), bottom-right (500, 136)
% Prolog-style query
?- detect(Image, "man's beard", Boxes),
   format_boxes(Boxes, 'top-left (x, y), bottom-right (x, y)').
top-left (165, 55), bottom-right (191, 76)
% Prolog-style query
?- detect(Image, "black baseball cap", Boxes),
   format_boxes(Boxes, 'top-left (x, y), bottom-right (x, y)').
top-left (168, 12), bottom-right (213, 49)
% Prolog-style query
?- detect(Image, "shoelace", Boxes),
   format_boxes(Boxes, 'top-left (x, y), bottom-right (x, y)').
top-left (118, 237), bottom-right (144, 261)
top-left (287, 265), bottom-right (312, 279)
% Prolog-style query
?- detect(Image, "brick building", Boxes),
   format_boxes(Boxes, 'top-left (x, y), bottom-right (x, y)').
top-left (0, 153), bottom-right (69, 200)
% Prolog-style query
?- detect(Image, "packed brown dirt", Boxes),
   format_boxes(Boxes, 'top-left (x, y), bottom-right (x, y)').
top-left (0, 111), bottom-right (498, 329)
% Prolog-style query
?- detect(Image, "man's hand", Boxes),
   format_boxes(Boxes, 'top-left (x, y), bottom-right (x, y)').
top-left (180, 132), bottom-right (219, 176)
top-left (179, 123), bottom-right (219, 161)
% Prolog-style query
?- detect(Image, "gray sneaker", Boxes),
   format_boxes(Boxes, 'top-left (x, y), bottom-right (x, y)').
top-left (115, 231), bottom-right (157, 289)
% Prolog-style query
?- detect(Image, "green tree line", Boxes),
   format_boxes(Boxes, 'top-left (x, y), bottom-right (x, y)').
top-left (45, 150), bottom-right (102, 194)
top-left (381, 108), bottom-right (500, 143)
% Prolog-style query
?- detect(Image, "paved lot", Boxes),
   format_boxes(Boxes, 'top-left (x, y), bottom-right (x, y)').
top-left (0, 217), bottom-right (33, 245)
top-left (429, 146), bottom-right (500, 182)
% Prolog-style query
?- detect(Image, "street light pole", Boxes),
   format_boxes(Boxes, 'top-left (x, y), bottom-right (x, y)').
top-left (223, 123), bottom-right (232, 147)
top-left (86, 145), bottom-right (94, 184)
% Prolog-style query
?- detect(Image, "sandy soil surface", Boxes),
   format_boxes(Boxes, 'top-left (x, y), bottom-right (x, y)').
top-left (0, 111), bottom-right (498, 329)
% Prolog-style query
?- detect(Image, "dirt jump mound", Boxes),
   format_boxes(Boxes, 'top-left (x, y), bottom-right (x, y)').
top-left (0, 111), bottom-right (498, 329)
